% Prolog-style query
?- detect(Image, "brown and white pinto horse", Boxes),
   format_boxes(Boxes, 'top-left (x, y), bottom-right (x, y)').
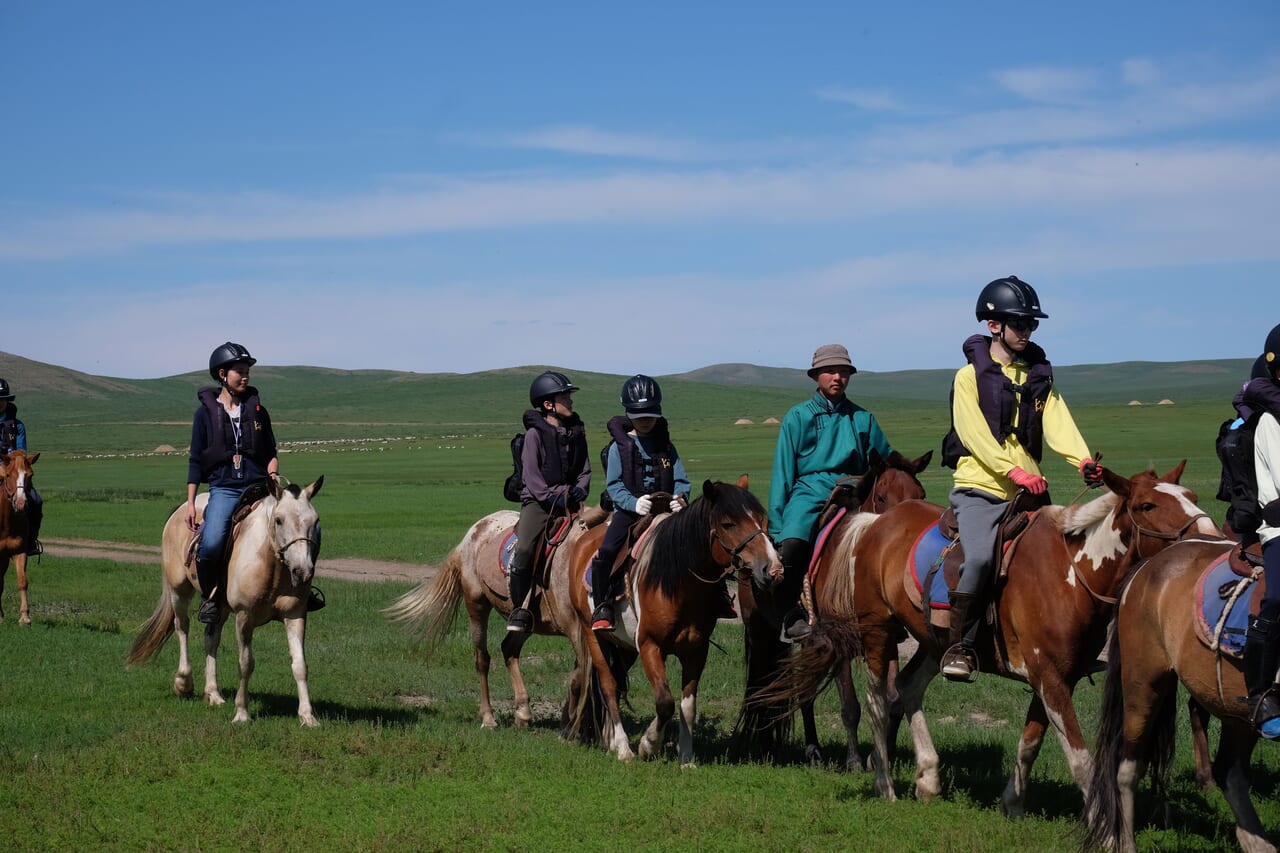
top-left (386, 506), bottom-right (604, 731)
top-left (1082, 538), bottom-right (1274, 853)
top-left (736, 450), bottom-right (931, 763)
top-left (0, 450), bottom-right (39, 625)
top-left (128, 476), bottom-right (324, 726)
top-left (785, 462), bottom-right (1218, 813)
top-left (566, 477), bottom-right (783, 766)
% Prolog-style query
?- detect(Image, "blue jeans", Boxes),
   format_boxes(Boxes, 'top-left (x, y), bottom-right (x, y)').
top-left (198, 484), bottom-right (247, 562)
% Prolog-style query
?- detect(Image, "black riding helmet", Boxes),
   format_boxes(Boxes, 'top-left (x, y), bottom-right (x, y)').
top-left (975, 276), bottom-right (1049, 321)
top-left (1264, 323), bottom-right (1280, 379)
top-left (209, 342), bottom-right (257, 382)
top-left (529, 371), bottom-right (579, 407)
top-left (0, 378), bottom-right (13, 401)
top-left (621, 374), bottom-right (662, 417)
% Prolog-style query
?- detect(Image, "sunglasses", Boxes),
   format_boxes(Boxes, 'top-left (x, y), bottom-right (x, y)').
top-left (1004, 317), bottom-right (1039, 333)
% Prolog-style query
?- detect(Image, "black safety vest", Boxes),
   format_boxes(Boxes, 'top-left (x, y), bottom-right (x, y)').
top-left (522, 409), bottom-right (588, 487)
top-left (197, 386), bottom-right (270, 476)
top-left (943, 335), bottom-right (1053, 466)
top-left (0, 404), bottom-right (20, 455)
top-left (605, 415), bottom-right (676, 496)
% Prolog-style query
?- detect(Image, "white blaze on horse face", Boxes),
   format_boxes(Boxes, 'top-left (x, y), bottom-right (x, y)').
top-left (1154, 483), bottom-right (1217, 536)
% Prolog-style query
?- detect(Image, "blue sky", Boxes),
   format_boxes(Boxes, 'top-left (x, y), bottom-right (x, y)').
top-left (3, 2), bottom-right (1277, 379)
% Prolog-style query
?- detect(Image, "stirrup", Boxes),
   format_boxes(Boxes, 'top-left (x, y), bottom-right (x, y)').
top-left (25, 540), bottom-right (42, 557)
top-left (940, 644), bottom-right (976, 682)
top-left (196, 598), bottom-right (221, 625)
top-left (1249, 689), bottom-right (1280, 739)
top-left (591, 604), bottom-right (614, 633)
top-left (306, 585), bottom-right (326, 612)
top-left (506, 607), bottom-right (533, 634)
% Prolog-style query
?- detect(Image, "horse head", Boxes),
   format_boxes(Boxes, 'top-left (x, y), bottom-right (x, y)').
top-left (860, 449), bottom-right (931, 513)
top-left (267, 475), bottom-right (324, 588)
top-left (703, 476), bottom-right (784, 591)
top-left (0, 450), bottom-right (37, 513)
top-left (1071, 460), bottom-right (1220, 572)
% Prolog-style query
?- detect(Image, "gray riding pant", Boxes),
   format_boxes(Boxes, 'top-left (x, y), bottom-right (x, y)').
top-left (949, 487), bottom-right (1010, 597)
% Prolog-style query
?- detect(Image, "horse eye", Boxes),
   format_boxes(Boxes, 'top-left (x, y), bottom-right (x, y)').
top-left (1138, 502), bottom-right (1157, 513)
top-left (275, 517), bottom-right (283, 525)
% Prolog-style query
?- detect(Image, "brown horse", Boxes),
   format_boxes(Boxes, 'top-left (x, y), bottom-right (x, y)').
top-left (128, 476), bottom-right (324, 726)
top-left (780, 462), bottom-right (1219, 813)
top-left (565, 477), bottom-right (783, 766)
top-left (735, 450), bottom-right (932, 763)
top-left (0, 450), bottom-right (39, 625)
top-left (386, 506), bottom-right (606, 731)
top-left (1082, 538), bottom-right (1274, 853)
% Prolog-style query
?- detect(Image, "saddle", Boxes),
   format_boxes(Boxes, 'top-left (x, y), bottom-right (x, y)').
top-left (1194, 548), bottom-right (1266, 658)
top-left (182, 482), bottom-right (273, 571)
top-left (906, 491), bottom-right (1046, 632)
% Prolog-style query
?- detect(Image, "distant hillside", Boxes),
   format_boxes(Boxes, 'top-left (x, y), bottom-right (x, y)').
top-left (0, 351), bottom-right (1252, 454)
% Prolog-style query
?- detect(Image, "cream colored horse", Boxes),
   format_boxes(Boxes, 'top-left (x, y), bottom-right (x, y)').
top-left (127, 476), bottom-right (324, 726)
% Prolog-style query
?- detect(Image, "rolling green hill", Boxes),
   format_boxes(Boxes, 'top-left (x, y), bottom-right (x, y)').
top-left (0, 351), bottom-right (1251, 454)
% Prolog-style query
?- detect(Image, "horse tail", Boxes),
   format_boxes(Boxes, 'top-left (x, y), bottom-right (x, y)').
top-left (733, 606), bottom-right (796, 757)
top-left (383, 547), bottom-right (464, 659)
top-left (126, 584), bottom-right (176, 665)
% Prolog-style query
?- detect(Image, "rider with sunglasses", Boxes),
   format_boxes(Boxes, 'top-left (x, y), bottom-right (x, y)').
top-left (939, 276), bottom-right (1103, 682)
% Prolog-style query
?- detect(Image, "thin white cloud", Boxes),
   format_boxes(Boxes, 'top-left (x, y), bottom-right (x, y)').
top-left (487, 125), bottom-right (705, 161)
top-left (816, 86), bottom-right (902, 112)
top-left (1122, 58), bottom-right (1161, 87)
top-left (993, 66), bottom-right (1101, 103)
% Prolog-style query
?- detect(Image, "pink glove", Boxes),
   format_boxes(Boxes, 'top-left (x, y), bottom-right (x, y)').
top-left (1008, 467), bottom-right (1047, 495)
top-left (1079, 458), bottom-right (1104, 488)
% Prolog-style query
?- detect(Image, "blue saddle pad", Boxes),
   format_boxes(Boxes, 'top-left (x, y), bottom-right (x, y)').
top-left (1196, 554), bottom-right (1253, 657)
top-left (910, 522), bottom-right (953, 610)
top-left (500, 531), bottom-right (518, 576)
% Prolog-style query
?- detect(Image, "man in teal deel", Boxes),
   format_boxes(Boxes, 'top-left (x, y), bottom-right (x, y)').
top-left (769, 344), bottom-right (897, 640)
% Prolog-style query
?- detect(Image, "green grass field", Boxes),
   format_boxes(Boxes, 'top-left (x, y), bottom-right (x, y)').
top-left (0, 357), bottom-right (1274, 851)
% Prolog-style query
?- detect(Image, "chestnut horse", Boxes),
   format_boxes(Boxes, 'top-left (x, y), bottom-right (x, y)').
top-left (128, 476), bottom-right (324, 726)
top-left (780, 462), bottom-right (1219, 814)
top-left (0, 450), bottom-right (39, 625)
top-left (736, 449), bottom-right (931, 763)
top-left (386, 506), bottom-right (606, 731)
top-left (1082, 538), bottom-right (1274, 853)
top-left (566, 477), bottom-right (783, 766)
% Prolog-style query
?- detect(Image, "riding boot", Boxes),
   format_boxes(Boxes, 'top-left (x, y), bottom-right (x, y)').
top-left (589, 556), bottom-right (614, 631)
top-left (194, 556), bottom-right (221, 625)
top-left (940, 591), bottom-right (980, 682)
top-left (506, 567), bottom-right (534, 633)
top-left (779, 538), bottom-right (812, 641)
top-left (1243, 617), bottom-right (1280, 739)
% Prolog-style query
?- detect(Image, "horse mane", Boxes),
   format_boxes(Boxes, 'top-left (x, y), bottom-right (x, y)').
top-left (640, 483), bottom-right (766, 600)
top-left (1055, 491), bottom-right (1120, 536)
top-left (818, 513), bottom-right (880, 617)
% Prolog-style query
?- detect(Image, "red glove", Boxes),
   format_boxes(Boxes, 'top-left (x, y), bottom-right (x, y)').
top-left (1079, 458), bottom-right (1104, 488)
top-left (1008, 466), bottom-right (1048, 495)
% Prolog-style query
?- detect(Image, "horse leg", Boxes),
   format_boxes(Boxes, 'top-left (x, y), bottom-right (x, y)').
top-left (202, 615), bottom-right (226, 706)
top-left (171, 588), bottom-right (196, 698)
top-left (674, 648), bottom-right (710, 768)
top-left (637, 641), bottom-right (676, 762)
top-left (501, 630), bottom-right (533, 728)
top-left (862, 632), bottom-right (900, 800)
top-left (895, 651), bottom-right (941, 801)
top-left (801, 700), bottom-right (821, 765)
top-left (999, 694), bottom-right (1050, 819)
top-left (13, 553), bottom-right (29, 625)
top-left (1034, 676), bottom-right (1094, 800)
top-left (835, 659), bottom-right (864, 772)
top-left (467, 601), bottom-right (499, 729)
top-left (585, 633), bottom-right (633, 761)
top-left (283, 615), bottom-right (317, 728)
top-left (232, 614), bottom-right (256, 723)
top-left (1188, 696), bottom-right (1215, 790)
top-left (1214, 722), bottom-right (1273, 853)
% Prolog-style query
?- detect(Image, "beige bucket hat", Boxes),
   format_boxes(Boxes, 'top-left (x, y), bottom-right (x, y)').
top-left (807, 344), bottom-right (857, 379)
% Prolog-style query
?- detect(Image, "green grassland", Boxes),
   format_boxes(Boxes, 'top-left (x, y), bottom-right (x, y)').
top-left (0, 354), bottom-right (1273, 851)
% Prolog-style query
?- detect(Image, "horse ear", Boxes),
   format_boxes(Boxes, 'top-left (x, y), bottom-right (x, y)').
top-left (1160, 459), bottom-right (1187, 484)
top-left (267, 476), bottom-right (283, 500)
top-left (703, 479), bottom-right (717, 501)
top-left (736, 473), bottom-right (749, 490)
top-left (305, 475), bottom-right (324, 500)
top-left (26, 452), bottom-right (38, 465)
top-left (868, 449), bottom-right (885, 471)
top-left (914, 449), bottom-right (933, 473)
top-left (1101, 466), bottom-right (1130, 498)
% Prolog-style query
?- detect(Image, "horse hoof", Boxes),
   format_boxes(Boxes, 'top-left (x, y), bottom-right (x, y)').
top-left (481, 720), bottom-right (499, 731)
top-left (205, 691), bottom-right (225, 707)
top-left (232, 711), bottom-right (250, 724)
top-left (173, 679), bottom-right (194, 698)
top-left (680, 761), bottom-right (698, 770)
top-left (805, 745), bottom-right (822, 766)
top-left (298, 714), bottom-right (319, 728)
top-left (19, 615), bottom-right (31, 626)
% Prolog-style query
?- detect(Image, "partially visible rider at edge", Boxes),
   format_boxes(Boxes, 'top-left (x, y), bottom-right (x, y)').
top-left (186, 342), bottom-right (322, 624)
top-left (939, 276), bottom-right (1101, 683)
top-left (0, 377), bottom-right (44, 556)
top-left (1236, 322), bottom-right (1280, 739)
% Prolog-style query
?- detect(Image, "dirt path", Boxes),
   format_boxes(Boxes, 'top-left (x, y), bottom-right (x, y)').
top-left (40, 537), bottom-right (437, 584)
